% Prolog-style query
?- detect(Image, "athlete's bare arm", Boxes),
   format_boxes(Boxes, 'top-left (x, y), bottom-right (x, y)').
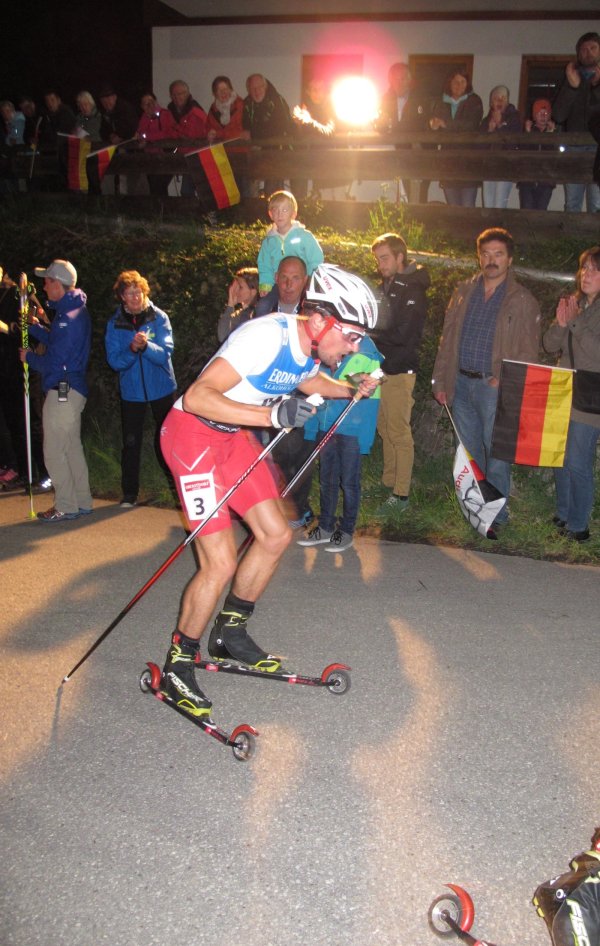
top-left (298, 374), bottom-right (352, 400)
top-left (182, 358), bottom-right (273, 426)
top-left (299, 372), bottom-right (380, 400)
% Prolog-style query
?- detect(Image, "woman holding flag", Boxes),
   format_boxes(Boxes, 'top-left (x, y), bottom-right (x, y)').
top-left (544, 246), bottom-right (600, 543)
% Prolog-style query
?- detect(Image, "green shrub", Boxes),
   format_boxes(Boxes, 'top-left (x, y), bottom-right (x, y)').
top-left (2, 199), bottom-right (597, 562)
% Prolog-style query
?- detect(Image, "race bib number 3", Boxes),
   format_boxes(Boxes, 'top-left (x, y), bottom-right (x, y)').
top-left (180, 472), bottom-right (219, 522)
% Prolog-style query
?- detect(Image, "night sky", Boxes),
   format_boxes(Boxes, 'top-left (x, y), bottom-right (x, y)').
top-left (1, 0), bottom-right (151, 112)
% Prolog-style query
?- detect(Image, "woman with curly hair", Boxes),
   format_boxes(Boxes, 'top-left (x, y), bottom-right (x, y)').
top-left (105, 270), bottom-right (177, 507)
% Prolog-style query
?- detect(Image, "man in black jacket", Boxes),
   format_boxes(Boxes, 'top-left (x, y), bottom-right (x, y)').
top-left (242, 74), bottom-right (293, 195)
top-left (371, 232), bottom-right (430, 518)
top-left (97, 83), bottom-right (139, 195)
top-left (375, 63), bottom-right (430, 203)
top-left (552, 31), bottom-right (600, 212)
top-left (591, 105), bottom-right (600, 187)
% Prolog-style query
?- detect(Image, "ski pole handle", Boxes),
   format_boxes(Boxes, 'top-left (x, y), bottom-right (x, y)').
top-left (18, 272), bottom-right (29, 349)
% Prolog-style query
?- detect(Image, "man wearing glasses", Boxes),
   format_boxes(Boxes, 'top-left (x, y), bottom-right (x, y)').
top-left (158, 264), bottom-right (380, 720)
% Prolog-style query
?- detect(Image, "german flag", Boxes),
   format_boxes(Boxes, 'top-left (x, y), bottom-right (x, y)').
top-left (187, 144), bottom-right (240, 210)
top-left (67, 136), bottom-right (91, 191)
top-left (491, 360), bottom-right (573, 467)
top-left (86, 145), bottom-right (117, 187)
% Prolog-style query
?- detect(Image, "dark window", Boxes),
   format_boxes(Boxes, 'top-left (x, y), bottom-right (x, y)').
top-left (518, 55), bottom-right (571, 121)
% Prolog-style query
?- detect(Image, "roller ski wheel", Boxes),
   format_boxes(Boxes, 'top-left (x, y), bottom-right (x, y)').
top-left (139, 662), bottom-right (258, 762)
top-left (230, 727), bottom-right (256, 761)
top-left (428, 886), bottom-right (498, 946)
top-left (199, 656), bottom-right (351, 695)
top-left (323, 665), bottom-right (351, 695)
top-left (428, 885), bottom-right (475, 938)
top-left (428, 893), bottom-right (464, 937)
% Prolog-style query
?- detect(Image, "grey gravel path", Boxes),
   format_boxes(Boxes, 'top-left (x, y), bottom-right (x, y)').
top-left (0, 491), bottom-right (597, 946)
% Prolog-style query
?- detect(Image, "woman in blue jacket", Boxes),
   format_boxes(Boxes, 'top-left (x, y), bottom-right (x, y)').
top-left (105, 270), bottom-right (177, 506)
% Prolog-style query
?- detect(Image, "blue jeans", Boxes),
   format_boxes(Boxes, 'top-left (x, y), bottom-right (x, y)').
top-left (452, 373), bottom-right (511, 523)
top-left (564, 181), bottom-right (600, 213)
top-left (482, 180), bottom-right (513, 209)
top-left (553, 419), bottom-right (600, 532)
top-left (317, 432), bottom-right (362, 535)
top-left (563, 149), bottom-right (600, 212)
top-left (443, 186), bottom-right (478, 207)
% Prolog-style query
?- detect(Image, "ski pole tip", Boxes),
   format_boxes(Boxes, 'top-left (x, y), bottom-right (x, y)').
top-left (62, 674), bottom-right (70, 684)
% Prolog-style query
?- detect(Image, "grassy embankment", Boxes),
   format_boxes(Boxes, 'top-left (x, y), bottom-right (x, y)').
top-left (2, 197), bottom-right (597, 564)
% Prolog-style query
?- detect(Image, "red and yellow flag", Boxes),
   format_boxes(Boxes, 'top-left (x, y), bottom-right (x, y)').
top-left (491, 360), bottom-right (573, 467)
top-left (188, 143), bottom-right (240, 209)
top-left (86, 145), bottom-right (117, 186)
top-left (67, 137), bottom-right (91, 191)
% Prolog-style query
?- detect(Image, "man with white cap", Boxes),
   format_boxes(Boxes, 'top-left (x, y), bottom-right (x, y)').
top-left (20, 259), bottom-right (93, 522)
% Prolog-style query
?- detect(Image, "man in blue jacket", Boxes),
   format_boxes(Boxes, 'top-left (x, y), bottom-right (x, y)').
top-left (105, 270), bottom-right (177, 507)
top-left (20, 259), bottom-right (93, 522)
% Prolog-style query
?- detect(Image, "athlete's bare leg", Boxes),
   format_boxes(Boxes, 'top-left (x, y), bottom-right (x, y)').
top-left (177, 498), bottom-right (291, 640)
top-left (177, 528), bottom-right (238, 639)
top-left (231, 499), bottom-right (292, 602)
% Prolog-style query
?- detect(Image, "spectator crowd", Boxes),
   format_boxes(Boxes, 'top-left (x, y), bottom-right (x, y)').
top-left (2, 29), bottom-right (600, 550)
top-left (1, 29), bottom-right (600, 209)
top-left (3, 178), bottom-right (600, 545)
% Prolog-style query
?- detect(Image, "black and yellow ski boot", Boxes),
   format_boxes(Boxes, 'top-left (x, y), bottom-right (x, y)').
top-left (162, 632), bottom-right (213, 717)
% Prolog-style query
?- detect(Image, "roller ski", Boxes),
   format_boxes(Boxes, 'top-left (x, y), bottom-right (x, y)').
top-left (139, 632), bottom-right (257, 762)
top-left (428, 827), bottom-right (600, 946)
top-left (428, 885), bottom-right (498, 945)
top-left (200, 601), bottom-right (351, 696)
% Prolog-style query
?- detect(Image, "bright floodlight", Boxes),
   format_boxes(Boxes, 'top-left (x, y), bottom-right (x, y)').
top-left (331, 76), bottom-right (379, 127)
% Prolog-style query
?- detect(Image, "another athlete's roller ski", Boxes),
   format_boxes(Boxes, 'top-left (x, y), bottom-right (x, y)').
top-left (201, 603), bottom-right (351, 695)
top-left (139, 633), bottom-right (257, 761)
top-left (428, 885), bottom-right (498, 945)
top-left (428, 826), bottom-right (600, 946)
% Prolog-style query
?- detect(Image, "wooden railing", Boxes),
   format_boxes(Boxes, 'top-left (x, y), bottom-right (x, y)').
top-left (7, 130), bottom-right (597, 191)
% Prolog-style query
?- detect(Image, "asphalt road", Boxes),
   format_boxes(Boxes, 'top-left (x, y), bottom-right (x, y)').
top-left (0, 490), bottom-right (597, 946)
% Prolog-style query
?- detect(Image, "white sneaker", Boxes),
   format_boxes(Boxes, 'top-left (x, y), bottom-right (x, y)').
top-left (297, 525), bottom-right (333, 546)
top-left (325, 529), bottom-right (354, 552)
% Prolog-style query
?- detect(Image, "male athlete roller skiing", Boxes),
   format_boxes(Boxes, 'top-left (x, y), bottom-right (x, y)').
top-left (159, 264), bottom-right (380, 719)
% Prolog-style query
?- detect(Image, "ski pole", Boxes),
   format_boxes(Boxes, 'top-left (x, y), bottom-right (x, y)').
top-left (61, 408), bottom-right (310, 684)
top-left (18, 273), bottom-right (35, 520)
top-left (236, 369), bottom-right (384, 560)
top-left (283, 368), bottom-right (384, 499)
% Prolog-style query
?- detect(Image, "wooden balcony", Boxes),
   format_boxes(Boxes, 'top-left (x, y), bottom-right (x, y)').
top-left (6, 130), bottom-right (599, 240)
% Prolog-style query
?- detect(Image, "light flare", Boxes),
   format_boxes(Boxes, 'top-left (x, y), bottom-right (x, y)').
top-left (331, 76), bottom-right (379, 127)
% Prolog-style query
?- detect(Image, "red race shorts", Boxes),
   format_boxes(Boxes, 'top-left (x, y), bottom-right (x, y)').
top-left (160, 408), bottom-right (280, 534)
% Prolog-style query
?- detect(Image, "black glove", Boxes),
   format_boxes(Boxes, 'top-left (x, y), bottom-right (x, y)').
top-left (270, 396), bottom-right (315, 429)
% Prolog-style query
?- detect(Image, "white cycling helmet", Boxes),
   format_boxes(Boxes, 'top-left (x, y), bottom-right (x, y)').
top-left (305, 264), bottom-right (378, 330)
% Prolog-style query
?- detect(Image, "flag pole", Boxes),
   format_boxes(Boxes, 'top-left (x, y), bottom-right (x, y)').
top-left (87, 138), bottom-right (137, 158)
top-left (443, 402), bottom-right (460, 439)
